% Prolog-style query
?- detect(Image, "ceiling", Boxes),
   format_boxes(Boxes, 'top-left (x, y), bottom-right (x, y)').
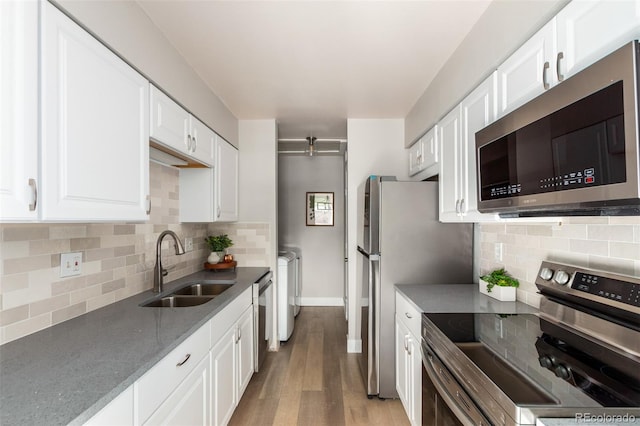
top-left (137, 1), bottom-right (492, 139)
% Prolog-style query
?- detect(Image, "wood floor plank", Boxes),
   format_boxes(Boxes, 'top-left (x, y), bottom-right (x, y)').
top-left (230, 307), bottom-right (410, 426)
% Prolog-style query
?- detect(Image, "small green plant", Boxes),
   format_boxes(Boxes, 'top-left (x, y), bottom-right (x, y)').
top-left (480, 268), bottom-right (519, 293)
top-left (205, 234), bottom-right (233, 252)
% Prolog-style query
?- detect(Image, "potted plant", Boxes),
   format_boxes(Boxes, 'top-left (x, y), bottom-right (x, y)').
top-left (205, 234), bottom-right (233, 264)
top-left (479, 268), bottom-right (519, 301)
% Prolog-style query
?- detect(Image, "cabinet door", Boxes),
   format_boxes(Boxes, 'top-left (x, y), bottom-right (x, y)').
top-left (395, 316), bottom-right (411, 418)
top-left (556, 0), bottom-right (640, 81)
top-left (211, 326), bottom-right (237, 426)
top-left (438, 106), bottom-right (462, 222)
top-left (41, 3), bottom-right (149, 221)
top-left (215, 139), bottom-right (239, 222)
top-left (144, 354), bottom-right (210, 426)
top-left (0, 0), bottom-right (38, 221)
top-left (458, 73), bottom-right (498, 223)
top-left (150, 85), bottom-right (190, 155)
top-left (236, 306), bottom-right (254, 400)
top-left (497, 20), bottom-right (555, 117)
top-left (190, 117), bottom-right (216, 167)
top-left (407, 334), bottom-right (421, 425)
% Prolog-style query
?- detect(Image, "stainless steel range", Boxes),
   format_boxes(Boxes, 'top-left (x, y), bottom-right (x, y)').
top-left (421, 261), bottom-right (640, 425)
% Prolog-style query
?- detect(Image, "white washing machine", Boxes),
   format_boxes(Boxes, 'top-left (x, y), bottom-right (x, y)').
top-left (277, 251), bottom-right (296, 341)
top-left (281, 246), bottom-right (302, 316)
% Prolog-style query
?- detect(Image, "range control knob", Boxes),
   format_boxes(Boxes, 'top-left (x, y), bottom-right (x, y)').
top-left (554, 364), bottom-right (571, 380)
top-left (539, 267), bottom-right (554, 281)
top-left (538, 355), bottom-right (554, 369)
top-left (553, 270), bottom-right (570, 286)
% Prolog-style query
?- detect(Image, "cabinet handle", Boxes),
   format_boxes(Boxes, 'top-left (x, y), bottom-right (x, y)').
top-left (403, 335), bottom-right (409, 351)
top-left (455, 199), bottom-right (461, 214)
top-left (28, 178), bottom-right (37, 211)
top-left (542, 61), bottom-right (550, 90)
top-left (405, 312), bottom-right (412, 319)
top-left (407, 337), bottom-right (412, 356)
top-left (176, 353), bottom-right (191, 367)
top-left (146, 195), bottom-right (151, 215)
top-left (459, 198), bottom-right (465, 215)
top-left (217, 206), bottom-right (221, 218)
top-left (193, 136), bottom-right (197, 152)
top-left (556, 51), bottom-right (564, 82)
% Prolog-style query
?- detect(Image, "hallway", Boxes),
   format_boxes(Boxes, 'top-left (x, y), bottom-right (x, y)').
top-left (229, 307), bottom-right (409, 425)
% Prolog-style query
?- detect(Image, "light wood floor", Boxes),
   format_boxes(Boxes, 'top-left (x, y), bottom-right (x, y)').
top-left (229, 307), bottom-right (410, 426)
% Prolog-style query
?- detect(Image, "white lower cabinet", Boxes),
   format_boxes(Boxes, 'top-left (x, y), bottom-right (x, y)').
top-left (143, 354), bottom-right (210, 426)
top-left (84, 385), bottom-right (134, 426)
top-left (135, 322), bottom-right (211, 424)
top-left (211, 304), bottom-right (254, 426)
top-left (395, 292), bottom-right (422, 426)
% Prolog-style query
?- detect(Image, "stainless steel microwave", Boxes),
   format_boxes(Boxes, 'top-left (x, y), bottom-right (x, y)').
top-left (476, 41), bottom-right (640, 217)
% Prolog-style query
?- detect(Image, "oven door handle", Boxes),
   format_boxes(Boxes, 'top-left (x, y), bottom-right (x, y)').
top-left (422, 342), bottom-right (490, 426)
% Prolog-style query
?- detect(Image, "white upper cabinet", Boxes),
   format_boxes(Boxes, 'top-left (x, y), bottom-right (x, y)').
top-left (438, 106), bottom-right (462, 222)
top-left (555, 0), bottom-right (640, 81)
top-left (216, 139), bottom-right (239, 222)
top-left (497, 20), bottom-right (556, 117)
top-left (407, 126), bottom-right (438, 181)
top-left (189, 116), bottom-right (216, 166)
top-left (440, 73), bottom-right (498, 223)
top-left (0, 0), bottom-right (38, 221)
top-left (41, 2), bottom-right (149, 221)
top-left (497, 0), bottom-right (640, 119)
top-left (150, 85), bottom-right (190, 155)
top-left (150, 85), bottom-right (215, 167)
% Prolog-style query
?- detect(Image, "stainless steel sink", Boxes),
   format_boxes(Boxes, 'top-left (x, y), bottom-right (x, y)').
top-left (171, 283), bottom-right (233, 296)
top-left (141, 295), bottom-right (215, 308)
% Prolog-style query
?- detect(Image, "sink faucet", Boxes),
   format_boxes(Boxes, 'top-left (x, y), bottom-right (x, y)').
top-left (154, 230), bottom-right (186, 293)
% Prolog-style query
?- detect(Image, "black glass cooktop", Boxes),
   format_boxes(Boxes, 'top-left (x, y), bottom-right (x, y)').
top-left (424, 312), bottom-right (640, 408)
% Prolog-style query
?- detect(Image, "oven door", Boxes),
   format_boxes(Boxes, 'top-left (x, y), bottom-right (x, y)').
top-left (421, 339), bottom-right (490, 426)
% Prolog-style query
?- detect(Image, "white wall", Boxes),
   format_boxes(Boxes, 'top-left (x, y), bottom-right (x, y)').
top-left (278, 155), bottom-right (345, 305)
top-left (404, 0), bottom-right (567, 146)
top-left (345, 119), bottom-right (406, 352)
top-left (238, 120), bottom-right (278, 270)
top-left (54, 0), bottom-right (239, 146)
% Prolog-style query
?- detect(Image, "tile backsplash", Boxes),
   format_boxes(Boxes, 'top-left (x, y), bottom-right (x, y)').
top-left (0, 162), bottom-right (270, 345)
top-left (478, 217), bottom-right (640, 307)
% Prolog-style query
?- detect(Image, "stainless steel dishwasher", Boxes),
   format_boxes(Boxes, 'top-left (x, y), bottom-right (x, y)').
top-left (253, 271), bottom-right (273, 372)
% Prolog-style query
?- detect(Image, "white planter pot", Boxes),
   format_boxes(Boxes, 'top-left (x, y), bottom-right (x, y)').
top-left (207, 251), bottom-right (223, 264)
top-left (479, 279), bottom-right (516, 302)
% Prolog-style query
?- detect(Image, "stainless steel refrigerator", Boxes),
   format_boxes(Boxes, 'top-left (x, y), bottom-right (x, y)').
top-left (356, 176), bottom-right (473, 398)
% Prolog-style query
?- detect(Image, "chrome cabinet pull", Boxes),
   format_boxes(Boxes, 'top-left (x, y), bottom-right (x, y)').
top-left (556, 51), bottom-right (564, 82)
top-left (146, 195), bottom-right (151, 215)
top-left (193, 136), bottom-right (197, 152)
top-left (176, 353), bottom-right (191, 367)
top-left (405, 312), bottom-right (412, 319)
top-left (459, 198), bottom-right (465, 215)
top-left (28, 178), bottom-right (37, 211)
top-left (407, 337), bottom-right (412, 356)
top-left (217, 206), bottom-right (221, 218)
top-left (543, 61), bottom-right (550, 90)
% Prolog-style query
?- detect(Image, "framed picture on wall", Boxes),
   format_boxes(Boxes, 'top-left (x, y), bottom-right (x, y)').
top-left (306, 192), bottom-right (334, 226)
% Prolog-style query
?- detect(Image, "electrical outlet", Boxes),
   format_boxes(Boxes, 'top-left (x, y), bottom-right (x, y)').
top-left (185, 237), bottom-right (193, 252)
top-left (494, 242), bottom-right (503, 262)
top-left (60, 252), bottom-right (82, 278)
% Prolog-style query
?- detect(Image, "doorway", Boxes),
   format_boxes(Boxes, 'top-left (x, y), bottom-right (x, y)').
top-left (277, 138), bottom-right (348, 311)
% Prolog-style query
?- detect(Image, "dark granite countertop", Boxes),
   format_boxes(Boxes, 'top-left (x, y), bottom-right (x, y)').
top-left (0, 267), bottom-right (269, 426)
